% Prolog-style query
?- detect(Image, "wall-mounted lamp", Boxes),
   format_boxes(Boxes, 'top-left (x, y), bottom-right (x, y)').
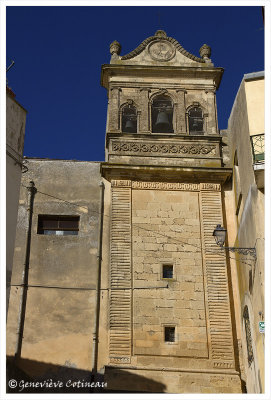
top-left (212, 224), bottom-right (256, 259)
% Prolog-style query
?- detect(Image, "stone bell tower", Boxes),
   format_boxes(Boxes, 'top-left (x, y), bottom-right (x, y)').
top-left (99, 30), bottom-right (242, 393)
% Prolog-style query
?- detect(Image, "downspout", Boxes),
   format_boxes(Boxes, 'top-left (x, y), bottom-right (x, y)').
top-left (15, 180), bottom-right (36, 360)
top-left (91, 181), bottom-right (104, 376)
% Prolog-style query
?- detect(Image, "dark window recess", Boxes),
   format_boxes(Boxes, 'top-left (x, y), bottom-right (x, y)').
top-left (163, 264), bottom-right (173, 279)
top-left (122, 105), bottom-right (137, 133)
top-left (188, 106), bottom-right (204, 134)
top-left (165, 326), bottom-right (175, 342)
top-left (37, 215), bottom-right (80, 235)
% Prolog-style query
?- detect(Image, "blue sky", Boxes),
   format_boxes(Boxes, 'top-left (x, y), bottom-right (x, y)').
top-left (6, 6), bottom-right (264, 161)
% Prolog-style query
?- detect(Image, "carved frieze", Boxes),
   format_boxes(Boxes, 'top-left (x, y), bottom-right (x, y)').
top-left (111, 179), bottom-right (132, 187)
top-left (200, 183), bottom-right (221, 191)
top-left (111, 141), bottom-right (217, 157)
top-left (110, 181), bottom-right (221, 192)
top-left (132, 181), bottom-right (199, 191)
top-left (110, 356), bottom-right (131, 364)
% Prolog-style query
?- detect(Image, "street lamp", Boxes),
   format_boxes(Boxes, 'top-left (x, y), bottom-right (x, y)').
top-left (212, 224), bottom-right (256, 259)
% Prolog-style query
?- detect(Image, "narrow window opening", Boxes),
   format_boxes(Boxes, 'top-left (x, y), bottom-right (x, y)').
top-left (188, 106), bottom-right (204, 135)
top-left (163, 264), bottom-right (173, 279)
top-left (165, 326), bottom-right (175, 342)
top-left (37, 215), bottom-right (80, 235)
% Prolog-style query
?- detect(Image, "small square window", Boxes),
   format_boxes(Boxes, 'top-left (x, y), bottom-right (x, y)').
top-left (165, 326), bottom-right (175, 342)
top-left (37, 215), bottom-right (79, 235)
top-left (163, 264), bottom-right (173, 279)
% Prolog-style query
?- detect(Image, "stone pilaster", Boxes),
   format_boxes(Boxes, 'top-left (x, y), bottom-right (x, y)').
top-left (199, 183), bottom-right (235, 369)
top-left (205, 90), bottom-right (218, 135)
top-left (108, 87), bottom-right (121, 132)
top-left (176, 89), bottom-right (187, 133)
top-left (109, 180), bottom-right (132, 364)
top-left (139, 88), bottom-right (151, 133)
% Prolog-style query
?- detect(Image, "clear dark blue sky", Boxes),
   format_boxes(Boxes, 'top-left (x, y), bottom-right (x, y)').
top-left (6, 6), bottom-right (264, 161)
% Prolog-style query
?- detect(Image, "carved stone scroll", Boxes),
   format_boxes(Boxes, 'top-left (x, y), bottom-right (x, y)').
top-left (109, 180), bottom-right (132, 363)
top-left (199, 187), bottom-right (235, 369)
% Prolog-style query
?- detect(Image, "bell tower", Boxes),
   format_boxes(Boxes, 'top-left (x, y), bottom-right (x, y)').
top-left (100, 31), bottom-right (242, 394)
top-left (101, 29), bottom-right (224, 172)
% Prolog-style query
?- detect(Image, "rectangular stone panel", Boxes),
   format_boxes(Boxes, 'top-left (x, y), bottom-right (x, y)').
top-left (132, 188), bottom-right (208, 358)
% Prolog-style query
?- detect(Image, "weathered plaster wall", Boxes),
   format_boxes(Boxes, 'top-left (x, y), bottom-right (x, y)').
top-left (6, 90), bottom-right (27, 312)
top-left (7, 159), bottom-right (102, 380)
top-left (226, 74), bottom-right (265, 393)
top-left (245, 79), bottom-right (265, 136)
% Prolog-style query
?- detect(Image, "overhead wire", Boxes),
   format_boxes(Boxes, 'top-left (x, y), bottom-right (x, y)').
top-left (20, 182), bottom-right (256, 268)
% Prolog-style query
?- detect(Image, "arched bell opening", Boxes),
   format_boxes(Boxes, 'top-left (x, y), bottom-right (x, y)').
top-left (151, 95), bottom-right (174, 133)
top-left (188, 105), bottom-right (204, 135)
top-left (121, 105), bottom-right (137, 133)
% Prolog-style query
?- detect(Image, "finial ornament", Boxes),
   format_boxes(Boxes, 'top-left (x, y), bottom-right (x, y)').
top-left (154, 30), bottom-right (167, 38)
top-left (110, 40), bottom-right (121, 56)
top-left (199, 44), bottom-right (211, 61)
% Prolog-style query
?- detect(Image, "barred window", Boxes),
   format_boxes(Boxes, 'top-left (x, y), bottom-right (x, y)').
top-left (37, 215), bottom-right (80, 236)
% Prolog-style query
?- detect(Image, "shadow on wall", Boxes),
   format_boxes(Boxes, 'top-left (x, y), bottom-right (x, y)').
top-left (6, 356), bottom-right (166, 393)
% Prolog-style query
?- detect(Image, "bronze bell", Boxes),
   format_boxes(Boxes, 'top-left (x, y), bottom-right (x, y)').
top-left (124, 119), bottom-right (135, 132)
top-left (155, 111), bottom-right (170, 132)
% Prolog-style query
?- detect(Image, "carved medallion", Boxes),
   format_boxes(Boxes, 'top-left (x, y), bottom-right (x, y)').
top-left (148, 40), bottom-right (175, 61)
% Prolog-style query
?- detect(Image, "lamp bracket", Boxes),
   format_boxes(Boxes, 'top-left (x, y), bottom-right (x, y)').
top-left (224, 246), bottom-right (257, 259)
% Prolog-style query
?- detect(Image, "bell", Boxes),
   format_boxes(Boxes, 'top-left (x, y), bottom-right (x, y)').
top-left (192, 121), bottom-right (199, 130)
top-left (155, 111), bottom-right (170, 132)
top-left (124, 119), bottom-right (135, 132)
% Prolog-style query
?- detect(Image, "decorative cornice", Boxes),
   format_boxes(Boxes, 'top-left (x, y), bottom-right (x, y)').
top-left (110, 180), bottom-right (221, 192)
top-left (111, 141), bottom-right (217, 156)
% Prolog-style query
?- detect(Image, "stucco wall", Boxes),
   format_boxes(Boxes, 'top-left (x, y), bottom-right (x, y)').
top-left (226, 74), bottom-right (265, 393)
top-left (245, 79), bottom-right (265, 136)
top-left (7, 159), bottom-right (102, 381)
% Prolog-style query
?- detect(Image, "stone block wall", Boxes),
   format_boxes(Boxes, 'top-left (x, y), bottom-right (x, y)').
top-left (132, 189), bottom-right (208, 358)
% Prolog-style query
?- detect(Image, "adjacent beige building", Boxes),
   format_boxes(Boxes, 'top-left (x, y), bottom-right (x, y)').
top-left (7, 31), bottom-right (264, 394)
top-left (225, 71), bottom-right (265, 393)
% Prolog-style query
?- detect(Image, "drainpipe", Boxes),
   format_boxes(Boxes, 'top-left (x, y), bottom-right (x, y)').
top-left (91, 181), bottom-right (104, 376)
top-left (15, 181), bottom-right (36, 360)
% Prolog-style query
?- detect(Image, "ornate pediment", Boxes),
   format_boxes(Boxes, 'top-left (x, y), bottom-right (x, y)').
top-left (110, 30), bottom-right (213, 67)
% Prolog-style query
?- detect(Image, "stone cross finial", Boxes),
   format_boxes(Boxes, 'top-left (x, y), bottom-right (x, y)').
top-left (154, 30), bottom-right (167, 38)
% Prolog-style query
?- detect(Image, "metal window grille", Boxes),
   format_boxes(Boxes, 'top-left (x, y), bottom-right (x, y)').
top-left (250, 133), bottom-right (265, 163)
top-left (37, 215), bottom-right (80, 235)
